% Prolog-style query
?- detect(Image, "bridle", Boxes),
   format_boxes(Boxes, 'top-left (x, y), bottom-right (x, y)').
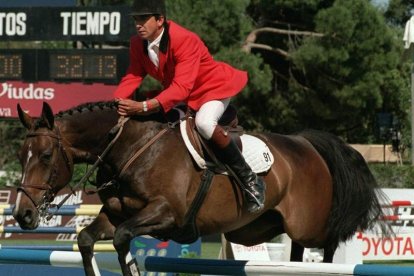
top-left (17, 126), bottom-right (73, 216)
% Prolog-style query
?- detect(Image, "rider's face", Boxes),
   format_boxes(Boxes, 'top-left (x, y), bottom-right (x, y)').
top-left (133, 15), bottom-right (164, 42)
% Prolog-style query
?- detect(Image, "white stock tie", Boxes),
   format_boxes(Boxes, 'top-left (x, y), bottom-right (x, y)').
top-left (148, 45), bottom-right (159, 68)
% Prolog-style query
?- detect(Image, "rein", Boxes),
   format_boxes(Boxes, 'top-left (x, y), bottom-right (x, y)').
top-left (45, 116), bottom-right (130, 219)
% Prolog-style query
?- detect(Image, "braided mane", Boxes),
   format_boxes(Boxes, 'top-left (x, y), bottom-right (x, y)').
top-left (54, 100), bottom-right (171, 124)
top-left (55, 101), bottom-right (117, 118)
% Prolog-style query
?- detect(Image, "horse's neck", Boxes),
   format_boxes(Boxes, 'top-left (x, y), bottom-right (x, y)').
top-left (105, 119), bottom-right (176, 170)
top-left (57, 112), bottom-right (118, 163)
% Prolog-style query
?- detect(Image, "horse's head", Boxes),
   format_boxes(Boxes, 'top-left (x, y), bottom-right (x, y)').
top-left (13, 102), bottom-right (74, 229)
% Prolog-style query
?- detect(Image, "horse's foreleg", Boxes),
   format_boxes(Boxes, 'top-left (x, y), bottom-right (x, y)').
top-left (78, 210), bottom-right (117, 276)
top-left (113, 201), bottom-right (175, 276)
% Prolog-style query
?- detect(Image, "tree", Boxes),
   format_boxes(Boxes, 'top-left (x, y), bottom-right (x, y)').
top-left (0, 120), bottom-right (25, 175)
top-left (383, 0), bottom-right (413, 154)
top-left (241, 0), bottom-right (408, 143)
top-left (385, 0), bottom-right (414, 26)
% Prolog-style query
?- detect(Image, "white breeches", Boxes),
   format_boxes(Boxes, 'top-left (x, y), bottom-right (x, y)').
top-left (195, 98), bottom-right (230, 140)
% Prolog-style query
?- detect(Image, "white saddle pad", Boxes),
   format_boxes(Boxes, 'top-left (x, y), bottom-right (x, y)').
top-left (180, 120), bottom-right (274, 174)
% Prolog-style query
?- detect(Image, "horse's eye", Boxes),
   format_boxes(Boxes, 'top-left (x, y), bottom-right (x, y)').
top-left (40, 151), bottom-right (52, 162)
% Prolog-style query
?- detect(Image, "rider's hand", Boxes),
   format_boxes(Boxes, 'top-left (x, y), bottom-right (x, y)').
top-left (116, 99), bottom-right (144, 116)
top-left (115, 98), bottom-right (161, 116)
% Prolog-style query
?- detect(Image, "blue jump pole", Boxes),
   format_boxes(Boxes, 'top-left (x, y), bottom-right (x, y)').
top-left (0, 205), bottom-right (101, 216)
top-left (0, 245), bottom-right (82, 251)
top-left (0, 244), bottom-right (115, 252)
top-left (0, 248), bottom-right (53, 265)
top-left (0, 249), bottom-right (119, 275)
top-left (0, 226), bottom-right (83, 234)
top-left (137, 256), bottom-right (414, 276)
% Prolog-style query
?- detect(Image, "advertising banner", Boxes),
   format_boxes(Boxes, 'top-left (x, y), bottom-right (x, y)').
top-left (356, 188), bottom-right (414, 261)
top-left (0, 81), bottom-right (116, 118)
top-left (0, 188), bottom-right (101, 240)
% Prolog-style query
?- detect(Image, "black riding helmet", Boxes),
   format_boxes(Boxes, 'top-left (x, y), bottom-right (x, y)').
top-left (130, 0), bottom-right (166, 16)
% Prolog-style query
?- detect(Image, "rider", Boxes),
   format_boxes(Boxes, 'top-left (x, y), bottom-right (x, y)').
top-left (114, 0), bottom-right (265, 213)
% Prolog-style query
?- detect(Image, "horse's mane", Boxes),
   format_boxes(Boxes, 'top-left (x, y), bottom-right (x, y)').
top-left (55, 101), bottom-right (117, 118)
top-left (54, 100), bottom-right (174, 124)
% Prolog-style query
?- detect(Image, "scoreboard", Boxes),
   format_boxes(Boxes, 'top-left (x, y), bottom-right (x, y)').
top-left (0, 6), bottom-right (135, 84)
top-left (0, 6), bottom-right (136, 118)
top-left (0, 49), bottom-right (129, 84)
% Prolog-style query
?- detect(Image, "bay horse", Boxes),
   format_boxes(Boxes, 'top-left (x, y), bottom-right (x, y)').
top-left (13, 101), bottom-right (390, 276)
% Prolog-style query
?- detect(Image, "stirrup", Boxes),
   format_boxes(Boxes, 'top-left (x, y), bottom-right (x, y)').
top-left (244, 192), bottom-right (265, 213)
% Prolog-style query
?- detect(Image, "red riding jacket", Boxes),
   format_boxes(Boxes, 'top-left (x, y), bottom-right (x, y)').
top-left (114, 20), bottom-right (248, 112)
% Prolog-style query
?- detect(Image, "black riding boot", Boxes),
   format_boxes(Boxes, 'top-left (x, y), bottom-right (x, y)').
top-left (215, 139), bottom-right (266, 213)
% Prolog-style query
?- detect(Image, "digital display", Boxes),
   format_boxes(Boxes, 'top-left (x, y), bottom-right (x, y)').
top-left (84, 55), bottom-right (117, 79)
top-left (0, 49), bottom-right (127, 83)
top-left (0, 54), bottom-right (22, 79)
top-left (50, 53), bottom-right (117, 80)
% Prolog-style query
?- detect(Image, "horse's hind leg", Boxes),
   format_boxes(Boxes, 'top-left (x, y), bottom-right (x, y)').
top-left (323, 246), bottom-right (336, 263)
top-left (290, 241), bottom-right (305, 261)
top-left (78, 210), bottom-right (120, 276)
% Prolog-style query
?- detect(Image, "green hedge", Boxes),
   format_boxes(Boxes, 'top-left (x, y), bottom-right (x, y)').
top-left (369, 164), bottom-right (414, 189)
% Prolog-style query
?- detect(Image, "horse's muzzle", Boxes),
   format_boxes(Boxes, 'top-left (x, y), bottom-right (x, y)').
top-left (12, 206), bottom-right (40, 230)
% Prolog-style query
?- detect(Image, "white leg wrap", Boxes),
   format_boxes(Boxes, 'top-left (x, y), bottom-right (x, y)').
top-left (126, 252), bottom-right (140, 276)
top-left (91, 255), bottom-right (102, 276)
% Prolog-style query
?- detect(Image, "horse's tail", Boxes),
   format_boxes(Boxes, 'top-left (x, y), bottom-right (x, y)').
top-left (300, 129), bottom-right (393, 251)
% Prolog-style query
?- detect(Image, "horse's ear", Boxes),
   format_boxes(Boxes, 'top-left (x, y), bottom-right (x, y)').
top-left (17, 103), bottom-right (34, 130)
top-left (41, 102), bottom-right (54, 130)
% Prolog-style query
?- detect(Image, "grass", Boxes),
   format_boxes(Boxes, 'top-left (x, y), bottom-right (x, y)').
top-left (200, 242), bottom-right (221, 259)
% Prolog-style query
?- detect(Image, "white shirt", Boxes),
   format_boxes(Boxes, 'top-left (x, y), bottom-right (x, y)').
top-left (147, 28), bottom-right (164, 68)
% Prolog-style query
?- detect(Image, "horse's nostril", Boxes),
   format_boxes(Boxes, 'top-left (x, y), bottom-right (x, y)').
top-left (23, 209), bottom-right (33, 224)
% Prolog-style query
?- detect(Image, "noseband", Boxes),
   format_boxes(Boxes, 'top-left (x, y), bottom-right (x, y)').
top-left (17, 126), bottom-right (73, 216)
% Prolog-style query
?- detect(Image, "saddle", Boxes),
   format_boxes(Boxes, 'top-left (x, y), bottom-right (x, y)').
top-left (185, 105), bottom-right (244, 168)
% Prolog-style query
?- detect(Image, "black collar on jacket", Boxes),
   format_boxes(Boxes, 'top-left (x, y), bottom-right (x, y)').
top-left (143, 22), bottom-right (169, 55)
